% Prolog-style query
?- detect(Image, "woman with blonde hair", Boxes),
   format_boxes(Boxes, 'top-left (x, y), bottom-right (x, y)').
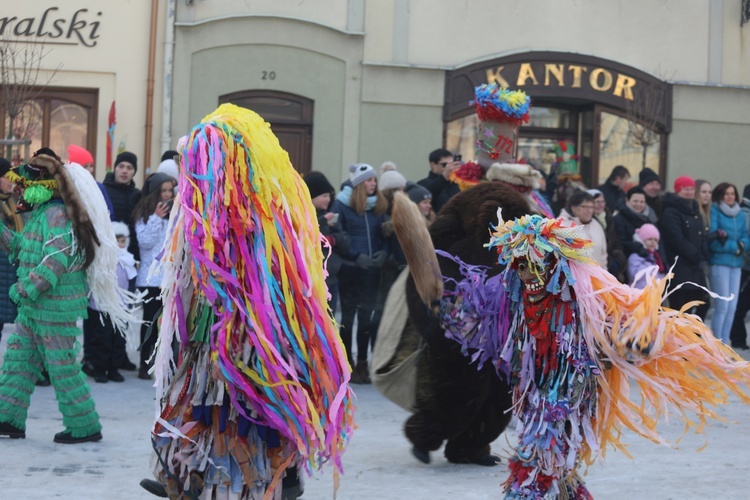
top-left (695, 179), bottom-right (712, 232)
top-left (331, 164), bottom-right (389, 383)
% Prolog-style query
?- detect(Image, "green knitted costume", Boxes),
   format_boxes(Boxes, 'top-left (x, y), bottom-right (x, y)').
top-left (0, 201), bottom-right (101, 438)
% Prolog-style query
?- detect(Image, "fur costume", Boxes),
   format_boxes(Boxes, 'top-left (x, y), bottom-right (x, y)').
top-left (148, 105), bottom-right (353, 498)
top-left (399, 182), bottom-right (530, 464)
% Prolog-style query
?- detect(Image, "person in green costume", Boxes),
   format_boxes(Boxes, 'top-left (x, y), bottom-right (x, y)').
top-left (0, 148), bottom-right (103, 444)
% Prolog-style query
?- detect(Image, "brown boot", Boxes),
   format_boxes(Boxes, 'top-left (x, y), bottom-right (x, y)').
top-left (356, 360), bottom-right (371, 384)
top-left (350, 363), bottom-right (363, 384)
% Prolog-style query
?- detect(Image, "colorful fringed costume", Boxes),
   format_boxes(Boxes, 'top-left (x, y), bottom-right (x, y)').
top-left (440, 213), bottom-right (750, 499)
top-left (149, 104), bottom-right (354, 498)
top-left (0, 150), bottom-right (134, 442)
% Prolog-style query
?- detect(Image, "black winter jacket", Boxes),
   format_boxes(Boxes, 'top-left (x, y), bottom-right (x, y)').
top-left (330, 200), bottom-right (389, 264)
top-left (659, 193), bottom-right (708, 287)
top-left (614, 205), bottom-right (652, 256)
top-left (316, 209), bottom-right (350, 286)
top-left (103, 173), bottom-right (142, 259)
top-left (417, 171), bottom-right (460, 214)
top-left (597, 181), bottom-right (625, 213)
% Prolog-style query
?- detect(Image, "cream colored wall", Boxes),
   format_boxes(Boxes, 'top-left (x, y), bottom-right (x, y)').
top-left (359, 65), bottom-right (444, 181)
top-left (176, 0), bottom-right (350, 32)
top-left (2, 1), bottom-right (166, 184)
top-left (363, 0), bottom-right (750, 87)
top-left (668, 84), bottom-right (750, 190)
top-left (171, 15), bottom-right (364, 184)
top-left (172, 0), bottom-right (750, 187)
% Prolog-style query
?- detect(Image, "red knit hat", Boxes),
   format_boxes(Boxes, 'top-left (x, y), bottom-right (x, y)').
top-left (673, 175), bottom-right (695, 194)
top-left (67, 144), bottom-right (94, 166)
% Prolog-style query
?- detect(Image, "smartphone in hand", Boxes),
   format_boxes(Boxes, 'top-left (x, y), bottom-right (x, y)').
top-left (454, 154), bottom-right (462, 162)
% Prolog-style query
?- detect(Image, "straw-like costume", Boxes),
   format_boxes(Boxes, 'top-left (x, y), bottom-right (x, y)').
top-left (149, 105), bottom-right (353, 498)
top-left (438, 212), bottom-right (750, 498)
top-left (0, 150), bottom-right (138, 442)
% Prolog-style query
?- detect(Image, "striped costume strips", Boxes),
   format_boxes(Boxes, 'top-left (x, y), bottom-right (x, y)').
top-left (0, 202), bottom-right (100, 438)
top-left (151, 104), bottom-right (353, 498)
top-left (440, 213), bottom-right (750, 499)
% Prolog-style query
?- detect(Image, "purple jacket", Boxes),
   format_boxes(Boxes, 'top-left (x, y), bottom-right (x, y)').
top-left (627, 251), bottom-right (665, 289)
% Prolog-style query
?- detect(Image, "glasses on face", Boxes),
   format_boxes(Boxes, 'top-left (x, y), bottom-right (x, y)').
top-left (577, 204), bottom-right (595, 210)
top-left (437, 162), bottom-right (449, 168)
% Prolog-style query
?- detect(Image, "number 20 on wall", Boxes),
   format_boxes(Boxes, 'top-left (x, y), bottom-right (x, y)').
top-left (262, 71), bottom-right (276, 80)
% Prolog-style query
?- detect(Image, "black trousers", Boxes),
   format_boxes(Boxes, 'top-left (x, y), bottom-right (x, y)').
top-left (338, 266), bottom-right (381, 363)
top-left (669, 286), bottom-right (710, 320)
top-left (139, 287), bottom-right (163, 370)
top-left (730, 270), bottom-right (750, 347)
top-left (83, 307), bottom-right (126, 371)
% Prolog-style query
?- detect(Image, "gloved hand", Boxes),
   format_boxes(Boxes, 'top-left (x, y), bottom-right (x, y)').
top-left (371, 251), bottom-right (388, 268)
top-left (718, 229), bottom-right (728, 246)
top-left (381, 220), bottom-right (394, 238)
top-left (708, 229), bottom-right (729, 246)
top-left (355, 254), bottom-right (372, 269)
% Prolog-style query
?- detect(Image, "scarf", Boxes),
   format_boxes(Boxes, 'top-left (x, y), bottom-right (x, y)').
top-left (117, 247), bottom-right (138, 280)
top-left (650, 249), bottom-right (666, 274)
top-left (335, 185), bottom-right (377, 211)
top-left (718, 201), bottom-right (741, 218)
top-left (594, 211), bottom-right (607, 229)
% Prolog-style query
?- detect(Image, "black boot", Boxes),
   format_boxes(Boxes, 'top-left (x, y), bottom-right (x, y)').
top-left (139, 478), bottom-right (168, 498)
top-left (92, 370), bottom-right (109, 384)
top-left (0, 422), bottom-right (25, 439)
top-left (54, 430), bottom-right (102, 444)
top-left (411, 446), bottom-right (430, 464)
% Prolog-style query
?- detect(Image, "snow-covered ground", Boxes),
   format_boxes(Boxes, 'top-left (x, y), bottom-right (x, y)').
top-left (1, 322), bottom-right (750, 499)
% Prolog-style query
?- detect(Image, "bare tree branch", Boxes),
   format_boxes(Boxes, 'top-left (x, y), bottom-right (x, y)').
top-left (0, 34), bottom-right (62, 160)
top-left (624, 67), bottom-right (673, 169)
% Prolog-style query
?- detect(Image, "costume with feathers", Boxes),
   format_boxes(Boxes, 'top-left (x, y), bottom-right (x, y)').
top-left (440, 213), bottom-right (750, 499)
top-left (0, 151), bottom-right (139, 440)
top-left (149, 105), bottom-right (353, 498)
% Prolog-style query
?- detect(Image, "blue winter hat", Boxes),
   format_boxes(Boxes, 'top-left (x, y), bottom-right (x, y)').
top-left (349, 163), bottom-right (376, 187)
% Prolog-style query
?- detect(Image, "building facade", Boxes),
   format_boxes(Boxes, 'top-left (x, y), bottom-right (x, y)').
top-left (171, 0), bottom-right (750, 190)
top-left (3, 1), bottom-right (749, 190)
top-left (0, 1), bottom-right (168, 183)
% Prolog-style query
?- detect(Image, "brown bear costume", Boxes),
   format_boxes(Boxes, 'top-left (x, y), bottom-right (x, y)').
top-left (403, 182), bottom-right (531, 465)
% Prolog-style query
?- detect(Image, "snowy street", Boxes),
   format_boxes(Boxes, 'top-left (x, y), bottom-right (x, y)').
top-left (1, 325), bottom-right (750, 499)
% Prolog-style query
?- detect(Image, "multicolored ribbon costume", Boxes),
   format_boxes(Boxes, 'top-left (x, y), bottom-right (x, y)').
top-left (441, 212), bottom-right (750, 499)
top-left (150, 104), bottom-right (354, 498)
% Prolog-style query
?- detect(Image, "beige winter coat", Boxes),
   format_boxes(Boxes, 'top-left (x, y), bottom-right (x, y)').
top-left (559, 208), bottom-right (608, 269)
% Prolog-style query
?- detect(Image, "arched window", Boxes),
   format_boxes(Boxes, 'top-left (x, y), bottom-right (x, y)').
top-left (219, 90), bottom-right (314, 174)
top-left (0, 87), bottom-right (98, 167)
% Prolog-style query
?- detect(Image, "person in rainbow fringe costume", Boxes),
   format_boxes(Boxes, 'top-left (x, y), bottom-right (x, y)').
top-left (147, 104), bottom-right (354, 498)
top-left (434, 211), bottom-right (750, 498)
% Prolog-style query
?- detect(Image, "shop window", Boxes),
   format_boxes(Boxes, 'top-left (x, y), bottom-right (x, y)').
top-left (0, 87), bottom-right (98, 167)
top-left (219, 90), bottom-right (313, 174)
top-left (447, 105), bottom-right (578, 174)
top-left (597, 110), bottom-right (663, 185)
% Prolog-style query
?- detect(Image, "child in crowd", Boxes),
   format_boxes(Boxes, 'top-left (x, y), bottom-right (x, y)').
top-left (83, 222), bottom-right (138, 383)
top-left (627, 223), bottom-right (666, 289)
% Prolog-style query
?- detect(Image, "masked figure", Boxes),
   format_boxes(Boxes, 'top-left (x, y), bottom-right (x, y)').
top-left (401, 208), bottom-right (750, 499)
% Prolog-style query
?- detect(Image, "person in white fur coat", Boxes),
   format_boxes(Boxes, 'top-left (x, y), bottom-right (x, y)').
top-left (559, 190), bottom-right (609, 268)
